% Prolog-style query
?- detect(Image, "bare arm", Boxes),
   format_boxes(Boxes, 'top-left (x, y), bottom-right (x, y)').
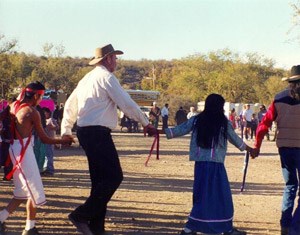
top-left (32, 110), bottom-right (74, 145)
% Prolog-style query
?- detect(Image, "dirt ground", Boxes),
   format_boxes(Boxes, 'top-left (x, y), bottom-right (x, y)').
top-left (0, 129), bottom-right (284, 235)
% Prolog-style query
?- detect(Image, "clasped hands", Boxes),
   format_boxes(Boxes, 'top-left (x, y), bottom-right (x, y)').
top-left (143, 124), bottom-right (160, 137)
top-left (248, 147), bottom-right (260, 158)
top-left (61, 135), bottom-right (75, 146)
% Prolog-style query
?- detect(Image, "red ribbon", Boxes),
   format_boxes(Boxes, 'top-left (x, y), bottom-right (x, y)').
top-left (144, 133), bottom-right (159, 166)
top-left (4, 102), bottom-right (32, 180)
top-left (16, 88), bottom-right (44, 103)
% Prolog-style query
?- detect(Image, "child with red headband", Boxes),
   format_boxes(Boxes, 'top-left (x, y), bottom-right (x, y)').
top-left (0, 81), bottom-right (74, 235)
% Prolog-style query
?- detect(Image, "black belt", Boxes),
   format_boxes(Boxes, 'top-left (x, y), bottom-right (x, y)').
top-left (77, 125), bottom-right (111, 132)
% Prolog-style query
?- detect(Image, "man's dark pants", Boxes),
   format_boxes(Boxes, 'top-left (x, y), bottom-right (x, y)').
top-left (162, 116), bottom-right (168, 132)
top-left (73, 126), bottom-right (123, 231)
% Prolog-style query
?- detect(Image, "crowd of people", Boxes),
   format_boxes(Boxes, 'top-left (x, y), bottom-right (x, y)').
top-left (148, 104), bottom-right (198, 129)
top-left (119, 101), bottom-right (199, 133)
top-left (229, 104), bottom-right (272, 142)
top-left (0, 44), bottom-right (299, 235)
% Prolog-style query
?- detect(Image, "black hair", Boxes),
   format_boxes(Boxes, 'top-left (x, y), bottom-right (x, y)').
top-left (289, 81), bottom-right (300, 101)
top-left (25, 81), bottom-right (45, 99)
top-left (43, 107), bottom-right (51, 114)
top-left (260, 105), bottom-right (266, 110)
top-left (194, 94), bottom-right (227, 148)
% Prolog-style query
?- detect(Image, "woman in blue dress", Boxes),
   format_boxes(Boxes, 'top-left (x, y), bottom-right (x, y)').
top-left (164, 94), bottom-right (253, 235)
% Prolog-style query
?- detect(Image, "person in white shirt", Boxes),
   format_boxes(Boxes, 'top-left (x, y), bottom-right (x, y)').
top-left (242, 104), bottom-right (253, 140)
top-left (61, 44), bottom-right (157, 235)
top-left (187, 106), bottom-right (198, 119)
top-left (161, 103), bottom-right (169, 131)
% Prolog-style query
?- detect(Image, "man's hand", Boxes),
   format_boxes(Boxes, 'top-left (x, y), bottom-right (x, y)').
top-left (61, 135), bottom-right (75, 146)
top-left (157, 129), bottom-right (165, 134)
top-left (250, 147), bottom-right (260, 158)
top-left (245, 145), bottom-right (259, 159)
top-left (144, 124), bottom-right (158, 137)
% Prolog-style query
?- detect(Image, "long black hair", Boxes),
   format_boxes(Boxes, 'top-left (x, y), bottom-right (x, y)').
top-left (194, 94), bottom-right (228, 148)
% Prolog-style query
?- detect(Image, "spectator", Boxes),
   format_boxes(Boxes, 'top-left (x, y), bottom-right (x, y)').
top-left (229, 108), bottom-right (237, 129)
top-left (42, 107), bottom-right (58, 176)
top-left (149, 102), bottom-right (161, 129)
top-left (132, 120), bottom-right (139, 133)
top-left (242, 104), bottom-right (253, 141)
top-left (34, 105), bottom-right (46, 172)
top-left (250, 113), bottom-right (258, 140)
top-left (239, 105), bottom-right (246, 139)
top-left (187, 106), bottom-right (198, 119)
top-left (52, 105), bottom-right (60, 121)
top-left (161, 103), bottom-right (169, 131)
top-left (0, 107), bottom-right (12, 181)
top-left (175, 106), bottom-right (187, 125)
top-left (257, 105), bottom-right (270, 141)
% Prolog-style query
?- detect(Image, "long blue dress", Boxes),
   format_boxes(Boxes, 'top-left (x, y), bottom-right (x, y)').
top-left (165, 116), bottom-right (246, 234)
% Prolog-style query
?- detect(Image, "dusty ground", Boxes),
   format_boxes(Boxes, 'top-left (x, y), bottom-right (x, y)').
top-left (0, 129), bottom-right (284, 235)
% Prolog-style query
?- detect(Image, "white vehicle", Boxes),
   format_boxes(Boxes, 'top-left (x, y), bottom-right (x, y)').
top-left (126, 89), bottom-right (160, 106)
top-left (121, 89), bottom-right (160, 120)
top-left (140, 106), bottom-right (151, 118)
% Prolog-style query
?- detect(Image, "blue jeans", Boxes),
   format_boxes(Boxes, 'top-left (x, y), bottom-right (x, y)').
top-left (279, 147), bottom-right (300, 234)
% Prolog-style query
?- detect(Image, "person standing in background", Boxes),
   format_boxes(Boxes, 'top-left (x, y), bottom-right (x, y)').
top-left (187, 106), bottom-right (198, 119)
top-left (175, 106), bottom-right (187, 125)
top-left (229, 108), bottom-right (237, 129)
top-left (250, 113), bottom-right (258, 141)
top-left (161, 103), bottom-right (169, 131)
top-left (42, 107), bottom-right (58, 176)
top-left (34, 105), bottom-right (46, 172)
top-left (149, 101), bottom-right (161, 129)
top-left (257, 105), bottom-right (270, 141)
top-left (242, 104), bottom-right (253, 141)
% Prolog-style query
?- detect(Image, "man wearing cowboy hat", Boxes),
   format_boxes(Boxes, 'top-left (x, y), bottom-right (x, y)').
top-left (253, 65), bottom-right (300, 235)
top-left (61, 44), bottom-right (157, 235)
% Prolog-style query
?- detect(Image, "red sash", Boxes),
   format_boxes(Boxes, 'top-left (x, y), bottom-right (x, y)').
top-left (5, 102), bottom-right (32, 180)
top-left (144, 133), bottom-right (160, 166)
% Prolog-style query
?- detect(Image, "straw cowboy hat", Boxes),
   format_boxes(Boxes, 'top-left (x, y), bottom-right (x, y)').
top-left (282, 65), bottom-right (300, 82)
top-left (89, 44), bottom-right (123, 65)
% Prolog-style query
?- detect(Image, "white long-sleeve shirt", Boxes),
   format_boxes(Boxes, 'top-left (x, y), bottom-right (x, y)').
top-left (161, 106), bottom-right (169, 117)
top-left (61, 65), bottom-right (149, 135)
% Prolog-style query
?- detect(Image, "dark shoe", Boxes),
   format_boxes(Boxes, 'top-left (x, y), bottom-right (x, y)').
top-left (22, 227), bottom-right (40, 235)
top-left (41, 171), bottom-right (54, 177)
top-left (281, 226), bottom-right (289, 235)
top-left (89, 225), bottom-right (105, 235)
top-left (90, 228), bottom-right (106, 235)
top-left (180, 230), bottom-right (197, 235)
top-left (224, 228), bottom-right (246, 235)
top-left (68, 213), bottom-right (93, 235)
top-left (0, 222), bottom-right (6, 235)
